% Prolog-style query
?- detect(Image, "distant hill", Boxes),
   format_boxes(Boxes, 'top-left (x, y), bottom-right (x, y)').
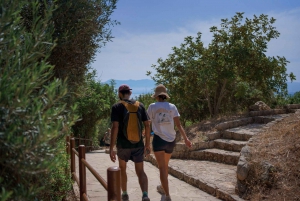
top-left (104, 79), bottom-right (299, 96)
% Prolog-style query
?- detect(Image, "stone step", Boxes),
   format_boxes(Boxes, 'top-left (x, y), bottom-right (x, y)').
top-left (145, 155), bottom-right (244, 201)
top-left (214, 139), bottom-right (247, 152)
top-left (249, 109), bottom-right (286, 116)
top-left (190, 148), bottom-right (240, 165)
top-left (253, 114), bottom-right (290, 124)
top-left (222, 123), bottom-right (266, 141)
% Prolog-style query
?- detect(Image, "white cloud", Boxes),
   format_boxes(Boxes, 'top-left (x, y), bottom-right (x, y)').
top-left (92, 8), bottom-right (300, 82)
top-left (92, 29), bottom-right (196, 82)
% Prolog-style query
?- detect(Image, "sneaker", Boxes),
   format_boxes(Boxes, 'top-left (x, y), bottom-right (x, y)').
top-left (142, 195), bottom-right (150, 201)
top-left (164, 196), bottom-right (172, 201)
top-left (157, 185), bottom-right (165, 194)
top-left (122, 194), bottom-right (129, 201)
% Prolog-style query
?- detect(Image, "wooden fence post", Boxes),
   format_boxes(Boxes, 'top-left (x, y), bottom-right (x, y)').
top-left (79, 145), bottom-right (87, 201)
top-left (70, 138), bottom-right (75, 180)
top-left (107, 166), bottom-right (121, 201)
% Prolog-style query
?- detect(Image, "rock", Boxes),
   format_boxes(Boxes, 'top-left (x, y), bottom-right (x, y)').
top-left (249, 104), bottom-right (260, 111)
top-left (249, 101), bottom-right (271, 111)
top-left (284, 104), bottom-right (300, 110)
top-left (236, 179), bottom-right (247, 194)
top-left (240, 145), bottom-right (251, 160)
top-left (237, 155), bottom-right (250, 181)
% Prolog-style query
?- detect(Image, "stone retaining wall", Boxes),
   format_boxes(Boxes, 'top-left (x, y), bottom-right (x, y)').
top-left (171, 141), bottom-right (214, 159)
top-left (215, 118), bottom-right (253, 131)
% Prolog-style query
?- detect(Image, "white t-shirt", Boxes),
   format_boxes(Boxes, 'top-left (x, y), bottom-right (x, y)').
top-left (147, 102), bottom-right (180, 142)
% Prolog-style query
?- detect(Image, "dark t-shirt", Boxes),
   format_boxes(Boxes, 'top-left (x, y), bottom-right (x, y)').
top-left (111, 99), bottom-right (150, 149)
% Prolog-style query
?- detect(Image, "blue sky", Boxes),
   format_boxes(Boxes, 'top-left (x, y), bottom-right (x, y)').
top-left (92, 0), bottom-right (300, 83)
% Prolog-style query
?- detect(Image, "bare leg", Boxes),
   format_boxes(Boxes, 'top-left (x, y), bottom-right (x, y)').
top-left (154, 151), bottom-right (172, 197)
top-left (118, 158), bottom-right (127, 192)
top-left (134, 162), bottom-right (148, 192)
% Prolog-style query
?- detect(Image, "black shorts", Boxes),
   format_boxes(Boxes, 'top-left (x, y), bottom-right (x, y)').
top-left (117, 147), bottom-right (144, 163)
top-left (152, 134), bottom-right (176, 154)
top-left (105, 143), bottom-right (110, 146)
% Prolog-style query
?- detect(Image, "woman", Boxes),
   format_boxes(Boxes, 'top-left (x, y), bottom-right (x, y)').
top-left (147, 84), bottom-right (192, 201)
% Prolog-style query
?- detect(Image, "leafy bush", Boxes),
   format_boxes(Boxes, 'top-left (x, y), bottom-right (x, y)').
top-left (0, 1), bottom-right (76, 200)
top-left (46, 146), bottom-right (73, 200)
top-left (136, 93), bottom-right (154, 109)
top-left (288, 91), bottom-right (300, 104)
top-left (72, 75), bottom-right (117, 145)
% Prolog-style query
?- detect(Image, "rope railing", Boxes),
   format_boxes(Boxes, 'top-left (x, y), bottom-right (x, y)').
top-left (66, 136), bottom-right (121, 201)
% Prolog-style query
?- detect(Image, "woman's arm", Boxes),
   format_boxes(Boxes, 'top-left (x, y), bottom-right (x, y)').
top-left (174, 116), bottom-right (192, 148)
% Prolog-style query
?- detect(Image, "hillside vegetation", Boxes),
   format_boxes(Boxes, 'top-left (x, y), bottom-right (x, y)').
top-left (245, 111), bottom-right (300, 200)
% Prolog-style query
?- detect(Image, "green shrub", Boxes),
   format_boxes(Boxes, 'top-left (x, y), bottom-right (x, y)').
top-left (288, 92), bottom-right (300, 104)
top-left (72, 75), bottom-right (117, 144)
top-left (0, 1), bottom-right (77, 200)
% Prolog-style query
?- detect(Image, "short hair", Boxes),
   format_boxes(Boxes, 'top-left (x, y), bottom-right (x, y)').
top-left (119, 90), bottom-right (131, 100)
top-left (120, 90), bottom-right (130, 95)
top-left (158, 95), bottom-right (167, 100)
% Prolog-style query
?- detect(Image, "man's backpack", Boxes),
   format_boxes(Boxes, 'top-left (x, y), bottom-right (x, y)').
top-left (120, 100), bottom-right (143, 144)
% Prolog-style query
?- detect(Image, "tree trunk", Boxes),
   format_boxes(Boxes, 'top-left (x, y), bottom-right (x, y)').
top-left (214, 79), bottom-right (227, 116)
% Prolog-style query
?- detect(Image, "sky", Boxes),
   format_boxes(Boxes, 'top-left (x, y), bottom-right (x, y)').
top-left (92, 0), bottom-right (300, 83)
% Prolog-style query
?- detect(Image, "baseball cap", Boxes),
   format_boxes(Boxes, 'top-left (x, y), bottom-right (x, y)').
top-left (118, 84), bottom-right (132, 92)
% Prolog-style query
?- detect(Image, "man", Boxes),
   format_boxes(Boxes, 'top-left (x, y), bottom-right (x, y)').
top-left (103, 128), bottom-right (111, 149)
top-left (110, 84), bottom-right (151, 201)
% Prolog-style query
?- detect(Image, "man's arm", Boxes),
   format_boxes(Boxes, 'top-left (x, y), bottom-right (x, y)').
top-left (109, 121), bottom-right (119, 162)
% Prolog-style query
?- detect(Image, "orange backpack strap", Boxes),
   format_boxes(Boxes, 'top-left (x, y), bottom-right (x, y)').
top-left (119, 100), bottom-right (139, 112)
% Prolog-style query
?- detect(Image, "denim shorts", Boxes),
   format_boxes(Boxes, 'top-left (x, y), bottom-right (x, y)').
top-left (117, 147), bottom-right (144, 163)
top-left (152, 134), bottom-right (176, 154)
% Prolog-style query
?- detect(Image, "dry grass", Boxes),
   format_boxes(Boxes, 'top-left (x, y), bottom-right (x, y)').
top-left (245, 111), bottom-right (300, 201)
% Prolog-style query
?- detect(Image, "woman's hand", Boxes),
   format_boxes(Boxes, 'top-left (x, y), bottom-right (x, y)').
top-left (184, 138), bottom-right (192, 148)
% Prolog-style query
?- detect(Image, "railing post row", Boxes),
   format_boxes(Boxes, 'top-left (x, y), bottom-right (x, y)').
top-left (79, 145), bottom-right (87, 201)
top-left (66, 136), bottom-right (121, 200)
top-left (71, 138), bottom-right (75, 180)
top-left (107, 167), bottom-right (121, 201)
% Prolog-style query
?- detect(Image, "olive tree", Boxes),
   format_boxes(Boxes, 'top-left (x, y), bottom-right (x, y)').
top-left (0, 1), bottom-right (77, 200)
top-left (148, 12), bottom-right (295, 118)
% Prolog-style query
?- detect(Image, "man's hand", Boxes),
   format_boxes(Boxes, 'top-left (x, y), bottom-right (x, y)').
top-left (144, 146), bottom-right (151, 157)
top-left (110, 149), bottom-right (116, 162)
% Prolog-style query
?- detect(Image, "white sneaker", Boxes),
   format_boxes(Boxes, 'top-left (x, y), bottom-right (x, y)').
top-left (157, 185), bottom-right (165, 194)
